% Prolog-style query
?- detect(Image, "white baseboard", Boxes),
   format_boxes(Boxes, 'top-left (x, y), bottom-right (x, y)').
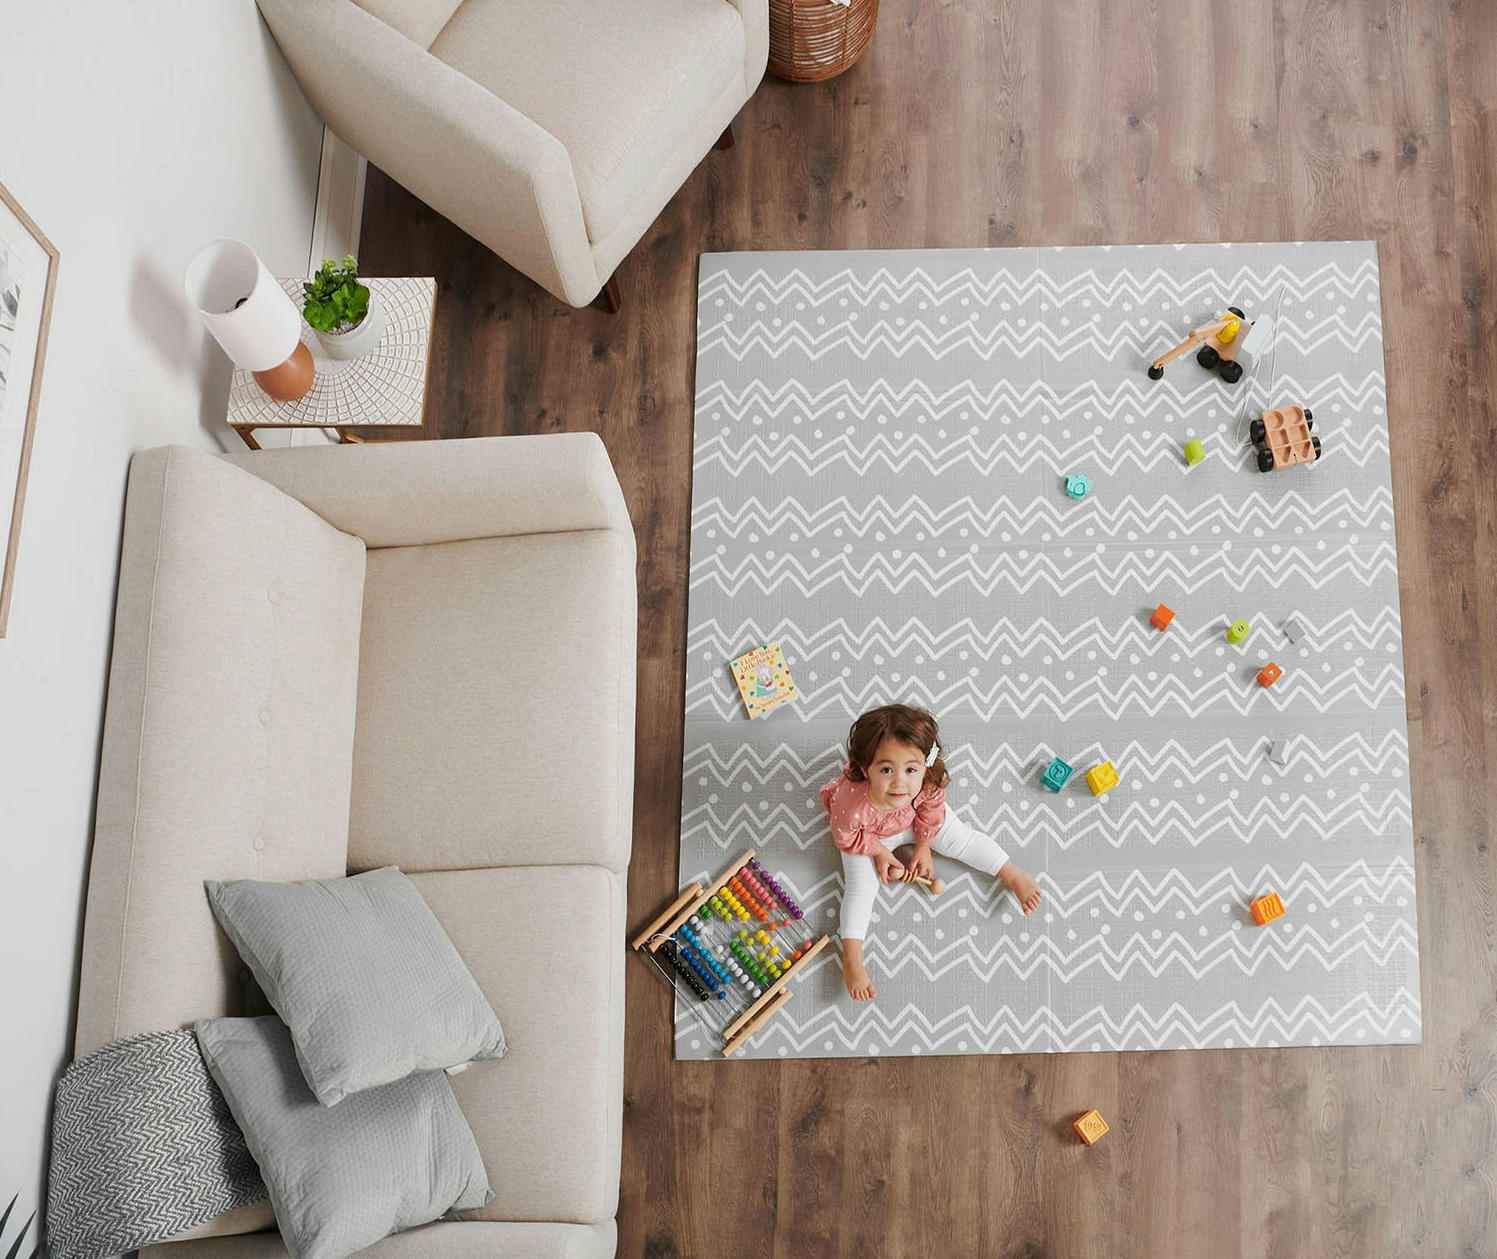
top-left (308, 126), bottom-right (367, 276)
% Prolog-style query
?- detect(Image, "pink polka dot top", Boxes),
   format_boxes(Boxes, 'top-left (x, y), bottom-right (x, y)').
top-left (819, 767), bottom-right (946, 856)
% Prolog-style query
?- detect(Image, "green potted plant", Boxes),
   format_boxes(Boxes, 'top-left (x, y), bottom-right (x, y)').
top-left (301, 256), bottom-right (385, 361)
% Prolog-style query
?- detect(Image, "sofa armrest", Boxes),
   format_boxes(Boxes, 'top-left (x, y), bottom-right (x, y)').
top-left (224, 434), bottom-right (635, 550)
top-left (256, 0), bottom-right (602, 305)
top-left (723, 0), bottom-right (769, 90)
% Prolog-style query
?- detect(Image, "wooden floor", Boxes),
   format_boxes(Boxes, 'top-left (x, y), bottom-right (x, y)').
top-left (359, 2), bottom-right (1496, 1255)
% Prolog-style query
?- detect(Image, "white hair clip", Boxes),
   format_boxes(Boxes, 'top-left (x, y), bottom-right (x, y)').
top-left (926, 742), bottom-right (940, 766)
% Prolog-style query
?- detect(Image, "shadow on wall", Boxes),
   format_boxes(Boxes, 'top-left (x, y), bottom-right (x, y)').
top-left (128, 256), bottom-right (234, 452)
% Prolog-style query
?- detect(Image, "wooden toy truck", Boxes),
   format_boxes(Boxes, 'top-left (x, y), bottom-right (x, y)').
top-left (1147, 306), bottom-right (1253, 384)
top-left (1250, 405), bottom-right (1321, 473)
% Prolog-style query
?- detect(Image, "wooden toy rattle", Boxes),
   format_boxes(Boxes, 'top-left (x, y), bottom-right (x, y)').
top-left (900, 869), bottom-right (945, 895)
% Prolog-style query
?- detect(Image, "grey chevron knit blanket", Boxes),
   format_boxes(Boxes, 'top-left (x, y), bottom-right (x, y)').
top-left (47, 1030), bottom-right (265, 1259)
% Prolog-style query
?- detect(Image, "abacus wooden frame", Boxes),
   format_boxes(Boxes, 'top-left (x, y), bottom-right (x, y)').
top-left (631, 848), bottom-right (832, 1058)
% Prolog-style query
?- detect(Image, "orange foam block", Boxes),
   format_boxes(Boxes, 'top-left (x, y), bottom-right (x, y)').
top-left (1150, 603), bottom-right (1175, 631)
top-left (1251, 892), bottom-right (1285, 925)
top-left (1073, 1109), bottom-right (1109, 1145)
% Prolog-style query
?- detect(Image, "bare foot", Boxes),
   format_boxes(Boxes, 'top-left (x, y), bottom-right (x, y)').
top-left (999, 864), bottom-right (1042, 915)
top-left (842, 952), bottom-right (876, 1001)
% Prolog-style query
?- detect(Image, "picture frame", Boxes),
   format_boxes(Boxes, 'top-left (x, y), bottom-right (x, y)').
top-left (0, 181), bottom-right (59, 637)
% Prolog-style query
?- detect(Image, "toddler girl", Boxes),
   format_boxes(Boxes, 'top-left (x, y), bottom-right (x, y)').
top-left (822, 704), bottom-right (1043, 1001)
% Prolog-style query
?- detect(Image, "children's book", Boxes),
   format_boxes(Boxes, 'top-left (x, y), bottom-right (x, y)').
top-left (729, 643), bottom-right (799, 719)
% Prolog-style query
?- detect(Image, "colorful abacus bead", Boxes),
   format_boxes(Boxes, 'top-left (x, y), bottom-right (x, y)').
top-left (681, 927), bottom-right (731, 989)
top-left (740, 868), bottom-right (773, 913)
top-left (750, 861), bottom-right (805, 920)
top-left (734, 882), bottom-right (768, 922)
top-left (663, 942), bottom-right (712, 1001)
top-left (692, 952), bottom-right (726, 998)
top-left (730, 940), bottom-right (770, 988)
top-left (743, 878), bottom-right (772, 920)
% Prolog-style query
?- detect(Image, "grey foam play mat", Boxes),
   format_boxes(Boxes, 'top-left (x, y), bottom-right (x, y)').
top-left (675, 242), bottom-right (1419, 1060)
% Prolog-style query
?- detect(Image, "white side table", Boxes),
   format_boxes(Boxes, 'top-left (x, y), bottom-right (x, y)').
top-left (227, 276), bottom-right (437, 449)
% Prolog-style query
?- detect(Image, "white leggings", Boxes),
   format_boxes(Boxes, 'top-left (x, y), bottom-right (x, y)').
top-left (839, 808), bottom-right (1011, 940)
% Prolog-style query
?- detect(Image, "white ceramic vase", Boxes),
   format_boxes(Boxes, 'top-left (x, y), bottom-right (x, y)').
top-left (313, 289), bottom-right (386, 360)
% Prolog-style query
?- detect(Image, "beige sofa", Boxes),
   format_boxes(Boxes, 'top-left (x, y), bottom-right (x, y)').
top-left (255, 0), bottom-right (768, 309)
top-left (75, 435), bottom-right (637, 1259)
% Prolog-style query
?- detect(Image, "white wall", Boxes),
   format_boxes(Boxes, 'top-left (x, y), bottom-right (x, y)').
top-left (0, 1), bottom-right (324, 1233)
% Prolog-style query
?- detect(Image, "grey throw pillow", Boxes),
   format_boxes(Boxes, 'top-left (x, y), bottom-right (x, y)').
top-left (204, 867), bottom-right (505, 1106)
top-left (196, 1017), bottom-right (492, 1259)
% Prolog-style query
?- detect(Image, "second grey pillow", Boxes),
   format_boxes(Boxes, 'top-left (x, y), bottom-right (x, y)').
top-left (196, 1016), bottom-right (492, 1259)
top-left (205, 867), bottom-right (505, 1106)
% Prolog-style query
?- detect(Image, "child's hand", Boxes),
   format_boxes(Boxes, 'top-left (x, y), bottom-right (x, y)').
top-left (903, 845), bottom-right (935, 883)
top-left (873, 848), bottom-right (905, 884)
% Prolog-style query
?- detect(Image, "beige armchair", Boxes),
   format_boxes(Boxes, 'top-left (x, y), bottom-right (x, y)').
top-left (257, 0), bottom-right (767, 309)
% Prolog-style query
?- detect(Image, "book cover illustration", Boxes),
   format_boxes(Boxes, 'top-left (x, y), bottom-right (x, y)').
top-left (729, 643), bottom-right (799, 719)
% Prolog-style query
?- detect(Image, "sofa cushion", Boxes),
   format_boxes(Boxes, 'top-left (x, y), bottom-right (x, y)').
top-left (77, 449), bottom-right (366, 1056)
top-left (205, 867), bottom-right (507, 1106)
top-left (430, 0), bottom-right (746, 242)
top-left (409, 866), bottom-right (624, 1225)
top-left (349, 529), bottom-right (633, 875)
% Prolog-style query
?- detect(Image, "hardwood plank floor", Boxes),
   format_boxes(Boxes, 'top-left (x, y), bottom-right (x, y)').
top-left (358, 2), bottom-right (1496, 1254)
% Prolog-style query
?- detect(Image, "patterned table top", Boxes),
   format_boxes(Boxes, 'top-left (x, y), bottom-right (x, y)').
top-left (227, 277), bottom-right (436, 428)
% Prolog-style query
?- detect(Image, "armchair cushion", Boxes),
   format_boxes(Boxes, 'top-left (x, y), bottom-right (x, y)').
top-left (430, 0), bottom-right (747, 242)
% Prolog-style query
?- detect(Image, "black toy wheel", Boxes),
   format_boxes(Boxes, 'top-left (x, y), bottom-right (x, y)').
top-left (1312, 435), bottom-right (1323, 460)
top-left (1219, 360), bottom-right (1244, 384)
top-left (1197, 345), bottom-right (1221, 369)
top-left (1303, 407), bottom-right (1313, 424)
top-left (1228, 305), bottom-right (1246, 319)
top-left (1147, 364), bottom-right (1164, 380)
top-left (1249, 418), bottom-right (1266, 445)
top-left (1257, 448), bottom-right (1276, 473)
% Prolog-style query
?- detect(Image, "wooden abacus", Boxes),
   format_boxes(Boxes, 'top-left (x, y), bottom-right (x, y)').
top-left (631, 849), bottom-right (831, 1057)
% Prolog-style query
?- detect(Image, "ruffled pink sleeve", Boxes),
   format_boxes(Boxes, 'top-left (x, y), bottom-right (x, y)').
top-left (912, 784), bottom-right (946, 846)
top-left (821, 772), bottom-right (879, 855)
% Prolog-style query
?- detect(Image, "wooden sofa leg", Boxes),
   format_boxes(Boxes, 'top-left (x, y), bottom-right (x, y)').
top-left (714, 124), bottom-right (735, 151)
top-left (595, 274), bottom-right (622, 314)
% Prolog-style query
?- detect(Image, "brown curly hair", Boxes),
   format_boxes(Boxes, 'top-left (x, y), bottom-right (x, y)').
top-left (844, 704), bottom-right (950, 791)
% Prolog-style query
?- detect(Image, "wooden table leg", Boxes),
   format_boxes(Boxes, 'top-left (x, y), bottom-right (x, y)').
top-left (232, 425), bottom-right (261, 451)
top-left (336, 429), bottom-right (367, 444)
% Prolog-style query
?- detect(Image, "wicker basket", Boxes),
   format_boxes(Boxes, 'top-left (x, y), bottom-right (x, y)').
top-left (768, 0), bottom-right (879, 83)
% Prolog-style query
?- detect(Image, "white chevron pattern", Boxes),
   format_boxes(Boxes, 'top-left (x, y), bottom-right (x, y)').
top-left (677, 243), bottom-right (1419, 1060)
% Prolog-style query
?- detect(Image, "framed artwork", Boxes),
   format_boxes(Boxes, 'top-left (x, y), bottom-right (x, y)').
top-left (0, 181), bottom-right (58, 637)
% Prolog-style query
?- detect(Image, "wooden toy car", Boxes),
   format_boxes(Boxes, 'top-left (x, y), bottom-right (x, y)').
top-left (1257, 662), bottom-right (1283, 688)
top-left (1147, 306), bottom-right (1252, 384)
top-left (1250, 405), bottom-right (1321, 473)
